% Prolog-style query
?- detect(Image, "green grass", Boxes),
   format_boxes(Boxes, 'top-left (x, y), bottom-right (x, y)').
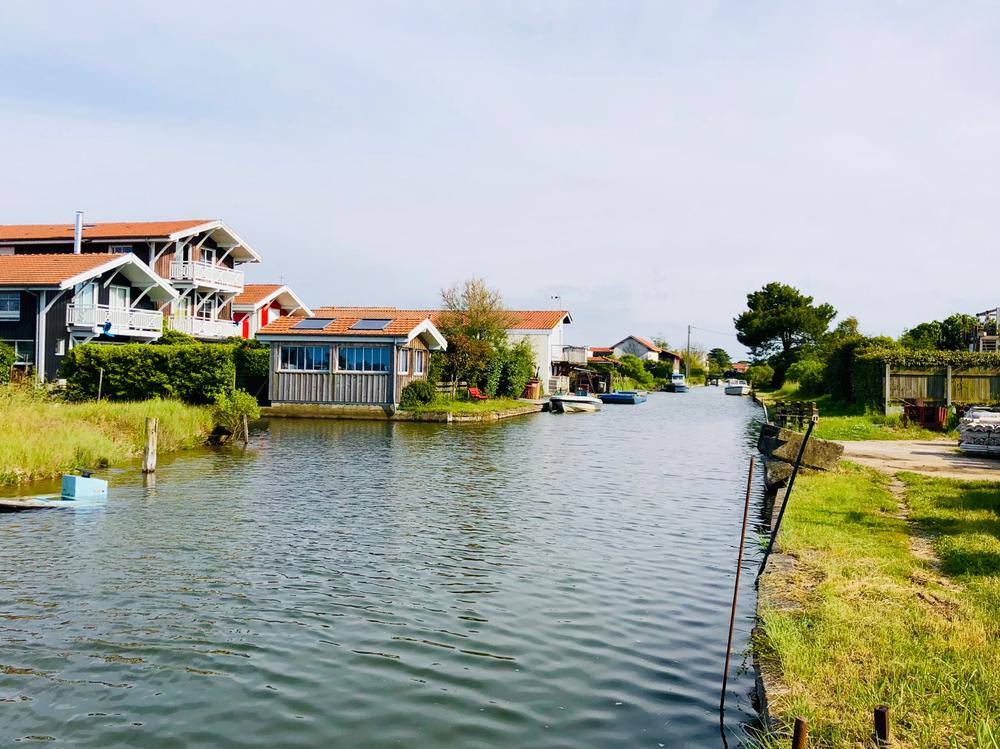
top-left (0, 387), bottom-right (214, 485)
top-left (759, 384), bottom-right (954, 441)
top-left (756, 465), bottom-right (1000, 748)
top-left (401, 397), bottom-right (532, 414)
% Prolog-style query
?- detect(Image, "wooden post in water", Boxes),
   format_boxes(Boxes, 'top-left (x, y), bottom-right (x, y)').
top-left (142, 417), bottom-right (158, 473)
top-left (241, 414), bottom-right (250, 446)
top-left (792, 717), bottom-right (809, 749)
top-left (874, 705), bottom-right (890, 747)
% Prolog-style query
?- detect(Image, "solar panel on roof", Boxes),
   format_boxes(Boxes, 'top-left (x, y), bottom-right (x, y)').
top-left (293, 318), bottom-right (335, 330)
top-left (350, 318), bottom-right (392, 331)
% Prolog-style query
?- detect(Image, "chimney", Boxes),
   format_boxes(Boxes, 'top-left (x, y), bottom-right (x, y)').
top-left (73, 211), bottom-right (84, 254)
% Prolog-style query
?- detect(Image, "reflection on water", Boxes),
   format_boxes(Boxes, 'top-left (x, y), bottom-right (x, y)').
top-left (0, 389), bottom-right (766, 747)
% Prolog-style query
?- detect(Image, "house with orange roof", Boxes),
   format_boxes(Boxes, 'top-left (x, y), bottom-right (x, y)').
top-left (0, 253), bottom-right (176, 380)
top-left (0, 215), bottom-right (260, 342)
top-left (611, 335), bottom-right (683, 373)
top-left (257, 310), bottom-right (447, 408)
top-left (233, 284), bottom-right (312, 339)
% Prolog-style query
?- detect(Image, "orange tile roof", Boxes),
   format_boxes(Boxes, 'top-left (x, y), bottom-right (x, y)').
top-left (588, 356), bottom-right (620, 365)
top-left (311, 307), bottom-right (570, 331)
top-left (0, 220), bottom-right (213, 241)
top-left (632, 336), bottom-right (663, 353)
top-left (590, 346), bottom-right (614, 354)
top-left (0, 253), bottom-right (120, 286)
top-left (234, 284), bottom-right (283, 306)
top-left (258, 311), bottom-right (434, 337)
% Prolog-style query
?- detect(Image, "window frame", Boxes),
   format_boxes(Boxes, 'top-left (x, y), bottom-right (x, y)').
top-left (1, 339), bottom-right (35, 366)
top-left (414, 349), bottom-right (426, 375)
top-left (278, 345), bottom-right (332, 372)
top-left (397, 348), bottom-right (409, 374)
top-left (337, 345), bottom-right (390, 373)
top-left (0, 292), bottom-right (20, 321)
top-left (109, 285), bottom-right (131, 310)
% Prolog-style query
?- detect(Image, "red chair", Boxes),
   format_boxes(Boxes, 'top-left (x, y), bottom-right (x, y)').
top-left (468, 387), bottom-right (489, 401)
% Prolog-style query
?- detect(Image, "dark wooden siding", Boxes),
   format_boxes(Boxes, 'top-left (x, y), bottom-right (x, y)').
top-left (269, 342), bottom-right (405, 406)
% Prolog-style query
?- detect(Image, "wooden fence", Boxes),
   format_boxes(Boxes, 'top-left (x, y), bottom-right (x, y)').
top-left (881, 364), bottom-right (1000, 411)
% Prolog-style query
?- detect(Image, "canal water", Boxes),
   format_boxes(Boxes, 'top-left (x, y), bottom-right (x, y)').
top-left (0, 388), bottom-right (767, 747)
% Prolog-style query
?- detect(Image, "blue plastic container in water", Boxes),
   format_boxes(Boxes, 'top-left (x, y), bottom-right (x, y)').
top-left (60, 475), bottom-right (109, 501)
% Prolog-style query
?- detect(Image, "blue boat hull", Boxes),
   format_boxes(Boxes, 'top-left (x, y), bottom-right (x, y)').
top-left (662, 384), bottom-right (689, 393)
top-left (598, 391), bottom-right (647, 404)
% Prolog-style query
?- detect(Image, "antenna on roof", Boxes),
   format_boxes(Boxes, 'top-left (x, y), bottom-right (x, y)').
top-left (550, 294), bottom-right (561, 306)
top-left (73, 211), bottom-right (84, 254)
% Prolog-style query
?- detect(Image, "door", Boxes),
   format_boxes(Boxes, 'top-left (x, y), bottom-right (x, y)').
top-left (109, 285), bottom-right (130, 309)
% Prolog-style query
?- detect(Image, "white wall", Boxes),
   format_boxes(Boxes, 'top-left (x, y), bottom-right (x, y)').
top-left (613, 338), bottom-right (658, 361)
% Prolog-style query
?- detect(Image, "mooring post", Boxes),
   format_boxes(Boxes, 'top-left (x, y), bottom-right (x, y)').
top-left (720, 456), bottom-right (755, 728)
top-left (142, 417), bottom-right (158, 473)
top-left (241, 414), bottom-right (250, 446)
top-left (792, 717), bottom-right (809, 749)
top-left (97, 367), bottom-right (104, 403)
top-left (874, 705), bottom-right (890, 747)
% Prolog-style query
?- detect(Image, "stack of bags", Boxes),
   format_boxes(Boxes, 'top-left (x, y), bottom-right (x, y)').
top-left (958, 408), bottom-right (1000, 454)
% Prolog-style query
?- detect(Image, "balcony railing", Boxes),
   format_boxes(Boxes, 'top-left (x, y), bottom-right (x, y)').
top-left (552, 344), bottom-right (588, 364)
top-left (169, 260), bottom-right (244, 290)
top-left (168, 315), bottom-right (240, 340)
top-left (67, 304), bottom-right (163, 337)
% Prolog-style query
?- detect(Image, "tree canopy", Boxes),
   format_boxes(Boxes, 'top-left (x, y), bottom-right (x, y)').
top-left (898, 314), bottom-right (979, 351)
top-left (438, 277), bottom-right (511, 347)
top-left (707, 348), bottom-right (731, 371)
top-left (734, 282), bottom-right (836, 359)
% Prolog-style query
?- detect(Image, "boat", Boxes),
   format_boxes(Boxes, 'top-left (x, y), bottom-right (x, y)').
top-left (550, 393), bottom-right (603, 413)
top-left (662, 373), bottom-right (689, 393)
top-left (598, 390), bottom-right (648, 405)
top-left (724, 379), bottom-right (751, 396)
top-left (0, 470), bottom-right (108, 511)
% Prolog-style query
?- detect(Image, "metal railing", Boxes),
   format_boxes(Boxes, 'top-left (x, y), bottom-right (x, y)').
top-left (551, 344), bottom-right (588, 364)
top-left (168, 315), bottom-right (240, 339)
top-left (66, 304), bottom-right (163, 336)
top-left (169, 260), bottom-right (244, 289)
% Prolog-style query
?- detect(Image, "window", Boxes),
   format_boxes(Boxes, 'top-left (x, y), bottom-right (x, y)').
top-left (109, 245), bottom-right (133, 254)
top-left (0, 292), bottom-right (19, 321)
top-left (55, 338), bottom-right (66, 356)
top-left (75, 282), bottom-right (97, 308)
top-left (280, 345), bottom-right (331, 372)
top-left (201, 248), bottom-right (216, 265)
top-left (398, 348), bottom-right (409, 374)
top-left (338, 346), bottom-right (390, 372)
top-left (414, 350), bottom-right (426, 375)
top-left (110, 286), bottom-right (130, 310)
top-left (1, 340), bottom-right (34, 365)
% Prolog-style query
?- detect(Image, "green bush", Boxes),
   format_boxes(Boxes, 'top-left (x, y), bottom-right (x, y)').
top-left (212, 388), bottom-right (260, 434)
top-left (483, 346), bottom-right (505, 397)
top-left (232, 339), bottom-right (270, 378)
top-left (427, 351), bottom-right (446, 385)
top-left (60, 343), bottom-right (236, 404)
top-left (400, 380), bottom-right (436, 408)
top-left (0, 341), bottom-right (14, 384)
top-left (786, 358), bottom-right (826, 394)
top-left (618, 354), bottom-right (656, 388)
top-left (153, 329), bottom-right (200, 346)
top-left (498, 339), bottom-right (535, 398)
top-left (746, 363), bottom-right (774, 388)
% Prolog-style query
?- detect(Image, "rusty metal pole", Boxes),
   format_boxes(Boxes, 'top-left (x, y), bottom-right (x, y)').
top-left (874, 705), bottom-right (890, 747)
top-left (759, 416), bottom-right (816, 576)
top-left (792, 717), bottom-right (809, 749)
top-left (720, 456), bottom-right (756, 728)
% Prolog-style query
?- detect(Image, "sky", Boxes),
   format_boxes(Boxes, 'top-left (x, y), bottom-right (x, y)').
top-left (2, 2), bottom-right (999, 355)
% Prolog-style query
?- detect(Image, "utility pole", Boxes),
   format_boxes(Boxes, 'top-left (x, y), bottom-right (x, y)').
top-left (686, 324), bottom-right (691, 378)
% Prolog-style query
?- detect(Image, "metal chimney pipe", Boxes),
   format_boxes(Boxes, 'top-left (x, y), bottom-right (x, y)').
top-left (73, 211), bottom-right (84, 254)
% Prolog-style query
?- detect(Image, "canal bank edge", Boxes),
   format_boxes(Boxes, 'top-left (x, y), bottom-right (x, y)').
top-left (261, 403), bottom-right (543, 423)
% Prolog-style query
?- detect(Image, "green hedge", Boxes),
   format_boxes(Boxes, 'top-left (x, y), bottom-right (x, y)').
top-left (0, 341), bottom-right (14, 384)
top-left (60, 343), bottom-right (237, 404)
top-left (852, 348), bottom-right (1000, 407)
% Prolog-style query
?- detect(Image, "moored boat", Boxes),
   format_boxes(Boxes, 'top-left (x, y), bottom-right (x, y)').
top-left (598, 390), bottom-right (647, 405)
top-left (550, 393), bottom-right (603, 413)
top-left (724, 379), bottom-right (751, 396)
top-left (662, 373), bottom-right (689, 393)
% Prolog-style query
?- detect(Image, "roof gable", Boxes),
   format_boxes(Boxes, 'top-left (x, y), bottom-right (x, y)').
top-left (0, 253), bottom-right (176, 300)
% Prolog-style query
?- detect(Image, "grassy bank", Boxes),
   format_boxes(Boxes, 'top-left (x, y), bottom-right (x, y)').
top-left (756, 465), bottom-right (1000, 747)
top-left (401, 397), bottom-right (531, 415)
top-left (759, 384), bottom-right (954, 441)
top-left (0, 389), bottom-right (213, 485)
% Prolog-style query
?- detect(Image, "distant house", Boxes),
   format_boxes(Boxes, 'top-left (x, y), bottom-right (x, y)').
top-left (502, 310), bottom-right (574, 393)
top-left (0, 217), bottom-right (261, 342)
top-left (257, 309), bottom-right (447, 408)
top-left (0, 253), bottom-right (177, 381)
top-left (731, 361), bottom-right (750, 374)
top-left (610, 335), bottom-right (682, 373)
top-left (233, 284), bottom-right (312, 339)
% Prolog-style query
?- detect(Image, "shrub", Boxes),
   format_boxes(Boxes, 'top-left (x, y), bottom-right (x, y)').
top-left (618, 354), bottom-right (656, 388)
top-left (483, 346), bottom-right (505, 397)
top-left (427, 351), bottom-right (446, 385)
top-left (746, 363), bottom-right (774, 389)
top-left (400, 380), bottom-right (436, 408)
top-left (232, 339), bottom-right (270, 379)
top-left (153, 329), bottom-right (200, 346)
top-left (498, 339), bottom-right (535, 398)
top-left (212, 388), bottom-right (261, 434)
top-left (60, 343), bottom-right (236, 404)
top-left (0, 341), bottom-right (14, 384)
top-left (786, 358), bottom-right (826, 394)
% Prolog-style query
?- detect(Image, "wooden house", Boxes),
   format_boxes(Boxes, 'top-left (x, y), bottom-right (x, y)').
top-left (0, 218), bottom-right (260, 342)
top-left (233, 284), bottom-right (312, 339)
top-left (257, 310), bottom-right (447, 408)
top-left (0, 253), bottom-right (177, 381)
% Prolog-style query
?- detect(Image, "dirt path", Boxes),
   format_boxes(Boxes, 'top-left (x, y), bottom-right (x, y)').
top-left (836, 439), bottom-right (1000, 481)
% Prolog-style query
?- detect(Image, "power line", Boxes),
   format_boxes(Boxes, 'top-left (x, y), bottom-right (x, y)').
top-left (689, 325), bottom-right (740, 339)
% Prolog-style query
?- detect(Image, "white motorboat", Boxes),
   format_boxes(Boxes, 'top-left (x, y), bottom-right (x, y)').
top-left (550, 393), bottom-right (603, 413)
top-left (724, 379), bottom-right (751, 396)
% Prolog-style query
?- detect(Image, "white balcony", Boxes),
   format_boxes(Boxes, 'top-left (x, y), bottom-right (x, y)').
top-left (168, 315), bottom-right (240, 340)
top-left (67, 304), bottom-right (163, 338)
top-left (552, 344), bottom-right (588, 364)
top-left (169, 261), bottom-right (244, 291)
